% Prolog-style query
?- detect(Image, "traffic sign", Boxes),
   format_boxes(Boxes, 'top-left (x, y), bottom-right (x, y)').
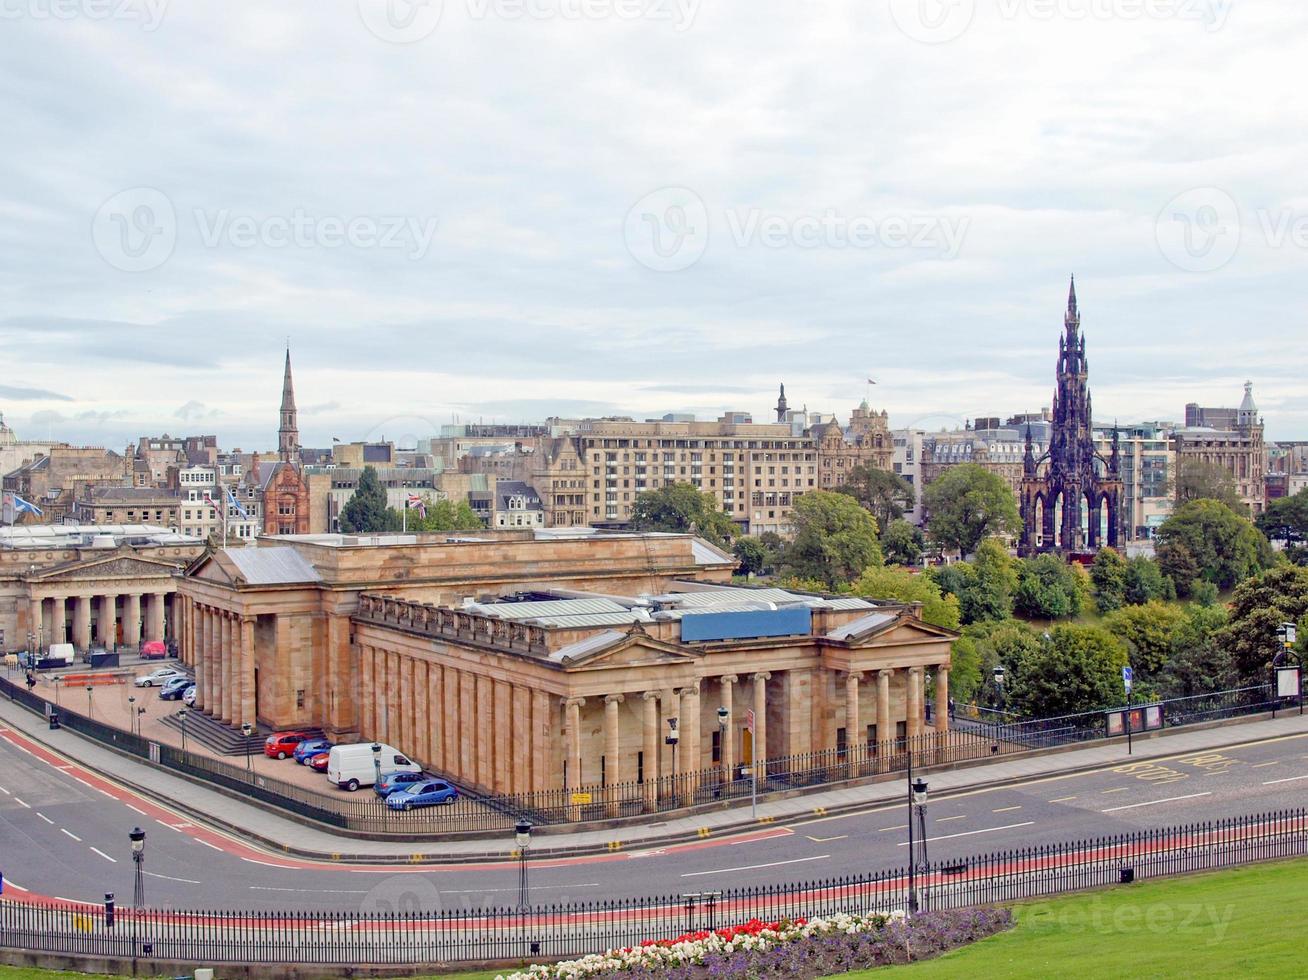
top-left (1122, 666), bottom-right (1133, 693)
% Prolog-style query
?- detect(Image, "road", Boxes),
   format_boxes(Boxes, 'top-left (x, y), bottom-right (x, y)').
top-left (1, 722), bottom-right (1306, 915)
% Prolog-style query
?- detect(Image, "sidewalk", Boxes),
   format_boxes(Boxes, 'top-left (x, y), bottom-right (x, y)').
top-left (3, 692), bottom-right (1306, 864)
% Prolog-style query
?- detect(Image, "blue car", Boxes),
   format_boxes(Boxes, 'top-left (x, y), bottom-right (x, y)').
top-left (293, 737), bottom-right (334, 765)
top-left (374, 770), bottom-right (430, 798)
top-left (384, 779), bottom-right (459, 811)
top-left (159, 675), bottom-right (192, 700)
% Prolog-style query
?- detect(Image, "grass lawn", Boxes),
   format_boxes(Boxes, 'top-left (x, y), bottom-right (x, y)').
top-left (848, 858), bottom-right (1306, 978)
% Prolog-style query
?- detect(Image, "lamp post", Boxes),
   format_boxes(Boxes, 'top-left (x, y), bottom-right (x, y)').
top-left (515, 819), bottom-right (533, 910)
top-left (129, 826), bottom-right (146, 908)
top-left (664, 717), bottom-right (679, 803)
top-left (242, 722), bottom-right (254, 771)
top-left (716, 705), bottom-right (729, 791)
top-left (1123, 666), bottom-right (1134, 755)
top-left (176, 708), bottom-right (188, 754)
top-left (128, 696), bottom-right (136, 736)
top-left (907, 775), bottom-right (929, 914)
top-left (86, 685), bottom-right (93, 719)
top-left (371, 742), bottom-right (382, 788)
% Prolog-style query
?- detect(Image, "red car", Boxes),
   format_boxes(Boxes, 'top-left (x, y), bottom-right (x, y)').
top-left (264, 731), bottom-right (311, 760)
top-left (140, 641), bottom-right (168, 660)
top-left (308, 751), bottom-right (331, 772)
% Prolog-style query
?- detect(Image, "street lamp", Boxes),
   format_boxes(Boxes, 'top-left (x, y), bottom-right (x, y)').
top-left (176, 708), bottom-right (188, 754)
top-left (129, 826), bottom-right (146, 908)
top-left (716, 706), bottom-right (729, 786)
top-left (907, 776), bottom-right (929, 915)
top-left (86, 685), bottom-right (93, 719)
top-left (128, 695), bottom-right (136, 736)
top-left (515, 819), bottom-right (533, 910)
top-left (665, 717), bottom-right (679, 802)
top-left (242, 722), bottom-right (254, 771)
top-left (371, 742), bottom-right (382, 788)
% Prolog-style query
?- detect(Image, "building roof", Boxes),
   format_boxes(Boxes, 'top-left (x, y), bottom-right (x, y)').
top-left (0, 524), bottom-right (193, 549)
top-left (83, 486), bottom-right (180, 503)
top-left (222, 546), bottom-right (322, 585)
top-left (496, 480), bottom-right (543, 511)
top-left (825, 611), bottom-right (897, 640)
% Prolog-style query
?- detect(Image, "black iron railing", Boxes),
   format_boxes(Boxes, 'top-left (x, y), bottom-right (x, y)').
top-left (1, 809), bottom-right (1303, 966)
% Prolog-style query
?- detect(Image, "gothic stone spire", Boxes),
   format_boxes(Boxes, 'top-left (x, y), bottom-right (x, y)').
top-left (278, 346), bottom-right (299, 463)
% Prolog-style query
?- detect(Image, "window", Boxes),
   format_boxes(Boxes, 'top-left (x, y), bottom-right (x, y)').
top-left (711, 729), bottom-right (721, 763)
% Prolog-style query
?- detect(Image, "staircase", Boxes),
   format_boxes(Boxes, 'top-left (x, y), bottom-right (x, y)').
top-left (158, 711), bottom-right (321, 757)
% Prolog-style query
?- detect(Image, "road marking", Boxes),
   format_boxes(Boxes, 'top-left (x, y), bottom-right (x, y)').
top-left (898, 821), bottom-right (1035, 846)
top-left (193, 838), bottom-right (223, 851)
top-left (936, 815), bottom-right (966, 823)
top-left (0, 784), bottom-right (9, 794)
top-left (125, 803), bottom-right (147, 816)
top-left (993, 806), bottom-right (1022, 813)
top-left (60, 828), bottom-right (82, 841)
top-left (250, 886), bottom-right (370, 894)
top-left (155, 820), bottom-right (181, 832)
top-left (1048, 796), bottom-right (1077, 803)
top-left (72, 777), bottom-right (96, 790)
top-left (13, 797), bottom-right (30, 808)
top-left (681, 855), bottom-right (829, 878)
top-left (1100, 788), bottom-right (1129, 795)
top-left (89, 846), bottom-right (117, 863)
top-left (1263, 774), bottom-right (1308, 786)
top-left (878, 824), bottom-right (909, 832)
top-left (1252, 761), bottom-right (1279, 769)
top-left (1102, 792), bottom-right (1212, 813)
top-left (36, 812), bottom-right (54, 824)
top-left (143, 871), bottom-right (201, 884)
top-left (240, 857), bottom-right (299, 869)
top-left (1, 879), bottom-right (27, 891)
top-left (805, 834), bottom-right (848, 842)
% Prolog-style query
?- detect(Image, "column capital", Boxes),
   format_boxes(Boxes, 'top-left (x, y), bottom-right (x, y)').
top-left (846, 670), bottom-right (864, 683)
top-left (563, 696), bottom-right (586, 709)
top-left (878, 668), bottom-right (894, 680)
top-left (604, 693), bottom-right (625, 705)
top-left (936, 663), bottom-right (950, 675)
top-left (642, 690), bottom-right (661, 702)
top-left (719, 674), bottom-right (738, 685)
top-left (752, 671), bottom-right (772, 683)
top-left (680, 681), bottom-right (701, 697)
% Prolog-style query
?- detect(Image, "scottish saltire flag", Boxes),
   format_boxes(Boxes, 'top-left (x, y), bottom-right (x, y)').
top-left (12, 494), bottom-right (43, 516)
top-left (225, 487), bottom-right (251, 519)
top-left (406, 493), bottom-right (426, 519)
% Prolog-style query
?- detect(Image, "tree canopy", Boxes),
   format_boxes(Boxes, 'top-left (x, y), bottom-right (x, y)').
top-left (881, 519), bottom-right (926, 567)
top-left (400, 497), bottom-right (484, 532)
top-left (1090, 547), bottom-right (1129, 613)
top-left (1013, 553), bottom-right (1090, 620)
top-left (923, 464), bottom-right (1021, 557)
top-left (338, 466), bottom-right (398, 533)
top-left (1172, 458), bottom-right (1245, 513)
top-left (851, 564), bottom-right (960, 631)
top-left (1156, 499), bottom-right (1274, 596)
top-left (783, 490), bottom-right (882, 588)
top-left (1215, 565), bottom-right (1308, 684)
top-left (836, 464), bottom-right (916, 531)
top-left (630, 482), bottom-right (739, 548)
top-left (1257, 488), bottom-right (1308, 548)
top-left (1009, 625), bottom-right (1129, 718)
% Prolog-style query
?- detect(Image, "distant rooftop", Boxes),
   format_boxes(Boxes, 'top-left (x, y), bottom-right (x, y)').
top-left (0, 524), bottom-right (195, 549)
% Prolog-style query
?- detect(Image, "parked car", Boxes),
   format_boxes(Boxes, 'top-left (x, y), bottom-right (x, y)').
top-left (374, 770), bottom-right (431, 797)
top-left (264, 731), bottom-right (312, 760)
top-left (308, 751), bottom-right (331, 772)
top-left (135, 666), bottom-right (185, 688)
top-left (140, 640), bottom-right (168, 660)
top-left (326, 743), bottom-right (420, 792)
top-left (385, 778), bottom-right (459, 811)
top-left (293, 737), bottom-right (334, 765)
top-left (159, 675), bottom-right (191, 700)
top-left (182, 685), bottom-right (197, 707)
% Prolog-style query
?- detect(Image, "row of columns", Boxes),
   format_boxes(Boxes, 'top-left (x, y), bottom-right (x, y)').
top-left (185, 599), bottom-right (255, 729)
top-left (28, 592), bottom-right (169, 651)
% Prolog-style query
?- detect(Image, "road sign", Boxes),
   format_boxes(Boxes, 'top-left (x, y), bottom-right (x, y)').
top-left (744, 708), bottom-right (755, 732)
top-left (1283, 623), bottom-right (1298, 645)
top-left (1122, 666), bottom-right (1133, 693)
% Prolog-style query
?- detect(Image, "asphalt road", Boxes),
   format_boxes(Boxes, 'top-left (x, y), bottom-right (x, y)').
top-left (1, 724), bottom-right (1306, 915)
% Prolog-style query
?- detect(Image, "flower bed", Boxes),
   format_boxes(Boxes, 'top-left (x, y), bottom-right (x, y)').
top-left (498, 907), bottom-right (1012, 979)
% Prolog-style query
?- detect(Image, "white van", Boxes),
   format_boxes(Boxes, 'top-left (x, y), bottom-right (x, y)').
top-left (46, 643), bottom-right (75, 666)
top-left (327, 743), bottom-right (420, 792)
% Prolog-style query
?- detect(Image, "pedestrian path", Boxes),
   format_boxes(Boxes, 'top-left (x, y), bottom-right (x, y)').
top-left (2, 694), bottom-right (1305, 863)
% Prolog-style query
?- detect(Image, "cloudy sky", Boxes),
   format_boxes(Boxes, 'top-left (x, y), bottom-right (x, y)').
top-left (3, 0), bottom-right (1307, 451)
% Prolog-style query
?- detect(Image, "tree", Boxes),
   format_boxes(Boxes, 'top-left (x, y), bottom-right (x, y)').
top-left (836, 464), bottom-right (915, 530)
top-left (1161, 603), bottom-right (1234, 698)
top-left (1155, 499), bottom-right (1274, 596)
top-left (1090, 547), bottom-right (1129, 613)
top-left (967, 538), bottom-right (1019, 622)
top-left (1102, 601), bottom-right (1186, 684)
top-left (1257, 488), bottom-right (1308, 548)
top-left (733, 536), bottom-right (768, 577)
top-left (1172, 459), bottom-right (1244, 513)
top-left (1216, 565), bottom-right (1308, 685)
top-left (1013, 553), bottom-right (1089, 620)
top-left (1009, 625), bottom-right (1129, 718)
top-left (1124, 555), bottom-right (1175, 605)
top-left (959, 619), bottom-right (1044, 709)
top-left (851, 565), bottom-right (960, 631)
top-left (924, 464), bottom-right (1020, 557)
top-left (630, 482), bottom-right (740, 548)
top-left (338, 466), bottom-right (399, 533)
top-left (881, 519), bottom-right (926, 567)
top-left (783, 491), bottom-right (882, 588)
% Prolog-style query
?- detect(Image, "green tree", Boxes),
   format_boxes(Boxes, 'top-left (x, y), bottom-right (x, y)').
top-left (630, 482), bottom-right (740, 548)
top-left (733, 536), bottom-right (768, 577)
top-left (1156, 499), bottom-right (1274, 596)
top-left (924, 464), bottom-right (1021, 557)
top-left (338, 466), bottom-right (399, 533)
top-left (967, 537), bottom-right (1019, 622)
top-left (1257, 488), bottom-right (1308, 548)
top-left (1161, 603), bottom-right (1234, 697)
top-left (959, 619), bottom-right (1044, 709)
top-left (881, 519), bottom-right (926, 567)
top-left (836, 464), bottom-right (916, 530)
top-left (1124, 555), bottom-right (1175, 605)
top-left (1216, 565), bottom-right (1308, 685)
top-left (389, 496), bottom-right (485, 532)
top-left (1172, 458), bottom-right (1245, 513)
top-left (1009, 625), bottom-right (1129, 718)
top-left (851, 564), bottom-right (961, 631)
top-left (1014, 553), bottom-right (1088, 620)
top-left (783, 491), bottom-right (882, 588)
top-left (1102, 600), bottom-right (1186, 683)
top-left (1090, 547), bottom-right (1129, 613)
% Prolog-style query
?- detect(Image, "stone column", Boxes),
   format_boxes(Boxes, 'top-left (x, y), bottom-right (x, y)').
top-left (360, 645), bottom-right (374, 739)
top-left (205, 607), bottom-right (218, 716)
top-left (426, 663), bottom-right (442, 771)
top-left (565, 697), bottom-right (584, 788)
top-left (877, 669), bottom-right (892, 755)
top-left (52, 597), bottom-right (67, 645)
top-left (641, 691), bottom-right (659, 810)
top-left (603, 694), bottom-right (623, 786)
top-left (28, 598), bottom-right (43, 647)
top-left (124, 594), bottom-right (142, 649)
top-left (935, 665), bottom-right (950, 734)
top-left (388, 652), bottom-right (402, 747)
top-left (403, 656), bottom-right (417, 756)
top-left (719, 675), bottom-right (737, 784)
top-left (74, 595), bottom-right (91, 652)
top-left (147, 593), bottom-right (165, 643)
top-left (240, 616), bottom-right (256, 728)
top-left (908, 667), bottom-right (924, 741)
top-left (680, 683), bottom-right (701, 795)
top-left (752, 672), bottom-right (771, 780)
top-left (220, 613), bottom-right (234, 723)
top-left (845, 671), bottom-right (863, 776)
top-left (97, 594), bottom-right (116, 647)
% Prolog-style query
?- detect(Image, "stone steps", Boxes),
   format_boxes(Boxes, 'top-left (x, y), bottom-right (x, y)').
top-left (159, 710), bottom-right (322, 757)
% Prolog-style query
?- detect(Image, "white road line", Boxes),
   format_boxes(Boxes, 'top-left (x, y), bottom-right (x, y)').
top-left (250, 886), bottom-right (370, 894)
top-left (993, 806), bottom-right (1022, 813)
top-left (72, 777), bottom-right (96, 790)
top-left (89, 846), bottom-right (117, 863)
top-left (877, 824), bottom-right (909, 832)
top-left (240, 857), bottom-right (298, 869)
top-left (125, 804), bottom-right (147, 816)
top-left (2, 879), bottom-right (27, 891)
top-left (60, 828), bottom-right (82, 842)
top-left (681, 855), bottom-right (829, 878)
top-left (155, 820), bottom-right (180, 832)
top-left (936, 816), bottom-right (966, 823)
top-left (898, 821), bottom-right (1035, 846)
top-left (1252, 761), bottom-right (1279, 769)
top-left (1049, 796), bottom-right (1078, 803)
top-left (0, 785), bottom-right (9, 794)
top-left (194, 838), bottom-right (223, 851)
top-left (805, 834), bottom-right (848, 842)
top-left (36, 812), bottom-right (54, 825)
top-left (1263, 774), bottom-right (1308, 785)
top-left (1101, 792), bottom-right (1212, 813)
top-left (143, 871), bottom-right (201, 884)
top-left (13, 797), bottom-right (30, 808)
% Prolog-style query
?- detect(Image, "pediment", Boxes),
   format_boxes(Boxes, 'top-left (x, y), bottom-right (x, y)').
top-left (843, 617), bottom-right (957, 647)
top-left (35, 554), bottom-right (182, 583)
top-left (188, 551), bottom-right (238, 586)
top-left (558, 633), bottom-right (699, 670)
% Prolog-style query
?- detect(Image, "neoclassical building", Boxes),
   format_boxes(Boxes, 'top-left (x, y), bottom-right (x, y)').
top-left (176, 529), bottom-right (954, 797)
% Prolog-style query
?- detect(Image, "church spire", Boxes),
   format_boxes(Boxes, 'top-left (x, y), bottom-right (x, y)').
top-left (1067, 274), bottom-right (1077, 314)
top-left (278, 346), bottom-right (299, 464)
top-left (775, 383), bottom-right (789, 423)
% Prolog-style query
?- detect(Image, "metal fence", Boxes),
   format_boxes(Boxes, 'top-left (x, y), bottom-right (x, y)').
top-left (1, 808), bottom-right (1304, 966)
top-left (0, 672), bottom-right (1298, 836)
